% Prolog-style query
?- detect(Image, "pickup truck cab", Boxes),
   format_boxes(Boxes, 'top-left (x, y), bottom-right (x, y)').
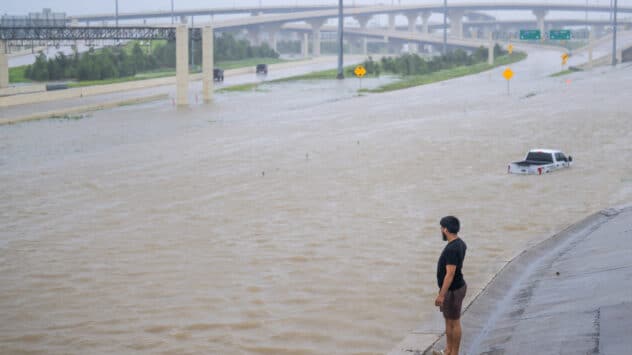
top-left (508, 149), bottom-right (573, 175)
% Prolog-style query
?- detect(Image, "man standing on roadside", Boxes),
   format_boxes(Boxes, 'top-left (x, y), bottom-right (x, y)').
top-left (434, 216), bottom-right (467, 355)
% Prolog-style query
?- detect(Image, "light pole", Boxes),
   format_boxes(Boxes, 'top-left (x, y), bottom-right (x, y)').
top-left (115, 0), bottom-right (119, 27)
top-left (171, 0), bottom-right (175, 24)
top-left (612, 0), bottom-right (618, 66)
top-left (443, 0), bottom-right (447, 54)
top-left (585, 0), bottom-right (588, 34)
top-left (337, 0), bottom-right (344, 79)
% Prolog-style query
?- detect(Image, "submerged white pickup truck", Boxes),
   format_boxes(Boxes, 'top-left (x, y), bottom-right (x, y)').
top-left (508, 149), bottom-right (573, 175)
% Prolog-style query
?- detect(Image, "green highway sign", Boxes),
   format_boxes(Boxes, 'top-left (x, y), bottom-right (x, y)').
top-left (520, 30), bottom-right (541, 40)
top-left (549, 30), bottom-right (572, 40)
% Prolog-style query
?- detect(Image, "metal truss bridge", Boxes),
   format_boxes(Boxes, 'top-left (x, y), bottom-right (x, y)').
top-left (0, 26), bottom-right (203, 45)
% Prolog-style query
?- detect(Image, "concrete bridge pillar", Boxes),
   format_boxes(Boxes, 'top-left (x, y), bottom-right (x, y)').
top-left (354, 15), bottom-right (372, 30)
top-left (0, 41), bottom-right (8, 89)
top-left (247, 26), bottom-right (261, 46)
top-left (302, 32), bottom-right (309, 58)
top-left (405, 13), bottom-right (418, 33)
top-left (449, 10), bottom-right (465, 39)
top-left (202, 25), bottom-right (214, 103)
top-left (264, 24), bottom-right (282, 53)
top-left (405, 13), bottom-right (419, 53)
top-left (488, 32), bottom-right (494, 65)
top-left (468, 26), bottom-right (477, 39)
top-left (421, 11), bottom-right (432, 34)
top-left (588, 27), bottom-right (594, 69)
top-left (308, 18), bottom-right (327, 57)
top-left (176, 24), bottom-right (189, 107)
top-left (355, 15), bottom-right (372, 55)
top-left (592, 25), bottom-right (606, 38)
top-left (388, 13), bottom-right (397, 31)
top-left (532, 9), bottom-right (547, 40)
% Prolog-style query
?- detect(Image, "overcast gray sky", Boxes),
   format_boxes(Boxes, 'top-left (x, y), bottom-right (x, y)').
top-left (2, 0), bottom-right (616, 16)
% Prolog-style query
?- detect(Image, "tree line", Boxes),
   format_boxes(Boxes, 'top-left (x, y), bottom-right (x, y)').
top-left (24, 32), bottom-right (279, 82)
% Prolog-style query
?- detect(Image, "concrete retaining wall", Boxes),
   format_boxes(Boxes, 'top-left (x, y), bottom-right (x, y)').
top-left (0, 84), bottom-right (46, 97)
top-left (0, 76), bottom-right (178, 108)
top-left (0, 93), bottom-right (168, 125)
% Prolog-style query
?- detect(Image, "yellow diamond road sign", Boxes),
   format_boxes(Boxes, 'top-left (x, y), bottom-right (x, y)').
top-left (508, 44), bottom-right (514, 54)
top-left (562, 53), bottom-right (569, 64)
top-left (503, 67), bottom-right (514, 81)
top-left (354, 65), bottom-right (367, 78)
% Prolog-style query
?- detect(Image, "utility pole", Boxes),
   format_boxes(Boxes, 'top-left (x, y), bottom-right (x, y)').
top-left (171, 0), bottom-right (175, 24)
top-left (612, 0), bottom-right (618, 66)
top-left (337, 0), bottom-right (344, 79)
top-left (115, 0), bottom-right (119, 27)
top-left (443, 0), bottom-right (447, 54)
top-left (585, 0), bottom-right (588, 34)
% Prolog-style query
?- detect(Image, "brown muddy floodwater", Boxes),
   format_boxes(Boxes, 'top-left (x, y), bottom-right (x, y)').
top-left (1, 49), bottom-right (631, 355)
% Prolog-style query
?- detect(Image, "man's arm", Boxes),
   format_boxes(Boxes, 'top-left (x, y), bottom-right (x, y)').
top-left (435, 265), bottom-right (456, 306)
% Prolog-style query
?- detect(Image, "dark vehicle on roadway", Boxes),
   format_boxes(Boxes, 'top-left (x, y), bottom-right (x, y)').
top-left (256, 64), bottom-right (268, 75)
top-left (213, 68), bottom-right (224, 82)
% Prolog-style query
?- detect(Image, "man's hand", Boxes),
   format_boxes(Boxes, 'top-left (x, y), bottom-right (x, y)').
top-left (435, 294), bottom-right (445, 307)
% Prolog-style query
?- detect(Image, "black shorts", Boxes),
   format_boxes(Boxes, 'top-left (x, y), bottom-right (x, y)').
top-left (440, 283), bottom-right (467, 320)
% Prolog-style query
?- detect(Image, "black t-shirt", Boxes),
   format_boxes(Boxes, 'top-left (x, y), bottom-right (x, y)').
top-left (436, 238), bottom-right (467, 290)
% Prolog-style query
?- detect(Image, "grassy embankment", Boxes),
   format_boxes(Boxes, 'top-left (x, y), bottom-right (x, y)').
top-left (8, 66), bottom-right (31, 83)
top-left (364, 52), bottom-right (527, 93)
top-left (220, 52), bottom-right (528, 93)
top-left (550, 69), bottom-right (574, 77)
top-left (549, 66), bottom-right (584, 77)
top-left (217, 66), bottom-right (357, 92)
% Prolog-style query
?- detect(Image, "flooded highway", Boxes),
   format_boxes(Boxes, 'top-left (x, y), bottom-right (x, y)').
top-left (1, 47), bottom-right (631, 354)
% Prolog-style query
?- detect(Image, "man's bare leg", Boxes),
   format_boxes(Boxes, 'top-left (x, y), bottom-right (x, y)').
top-left (446, 318), bottom-right (462, 355)
top-left (444, 318), bottom-right (453, 355)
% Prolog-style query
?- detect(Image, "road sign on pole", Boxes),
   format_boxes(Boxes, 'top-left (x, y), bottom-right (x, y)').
top-left (507, 44), bottom-right (514, 54)
top-left (562, 53), bottom-right (569, 65)
top-left (503, 67), bottom-right (514, 96)
top-left (354, 65), bottom-right (366, 90)
top-left (549, 30), bottom-right (572, 40)
top-left (520, 30), bottom-right (541, 40)
top-left (354, 65), bottom-right (367, 78)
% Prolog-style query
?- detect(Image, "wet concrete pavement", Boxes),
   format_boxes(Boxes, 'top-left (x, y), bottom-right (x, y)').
top-left (422, 204), bottom-right (632, 355)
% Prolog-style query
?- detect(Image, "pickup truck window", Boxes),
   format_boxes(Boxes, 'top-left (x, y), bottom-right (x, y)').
top-left (526, 152), bottom-right (553, 163)
top-left (555, 153), bottom-right (568, 162)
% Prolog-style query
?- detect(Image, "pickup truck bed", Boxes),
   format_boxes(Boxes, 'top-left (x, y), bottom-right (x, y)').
top-left (508, 149), bottom-right (573, 175)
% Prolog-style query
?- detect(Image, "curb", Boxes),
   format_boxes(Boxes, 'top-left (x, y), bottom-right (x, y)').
top-left (0, 93), bottom-right (168, 125)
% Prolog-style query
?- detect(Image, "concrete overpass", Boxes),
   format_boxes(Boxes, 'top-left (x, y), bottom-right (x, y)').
top-left (69, 5), bottom-right (339, 23)
top-left (179, 3), bottom-right (632, 56)
top-left (66, 3), bottom-right (632, 51)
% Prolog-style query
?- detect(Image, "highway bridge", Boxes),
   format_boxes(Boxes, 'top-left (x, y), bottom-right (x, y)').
top-left (73, 3), bottom-right (628, 56)
top-left (69, 5), bottom-right (339, 23)
top-left (69, 3), bottom-right (632, 25)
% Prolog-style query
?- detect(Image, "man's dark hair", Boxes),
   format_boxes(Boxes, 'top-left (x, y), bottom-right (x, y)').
top-left (440, 216), bottom-right (460, 234)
